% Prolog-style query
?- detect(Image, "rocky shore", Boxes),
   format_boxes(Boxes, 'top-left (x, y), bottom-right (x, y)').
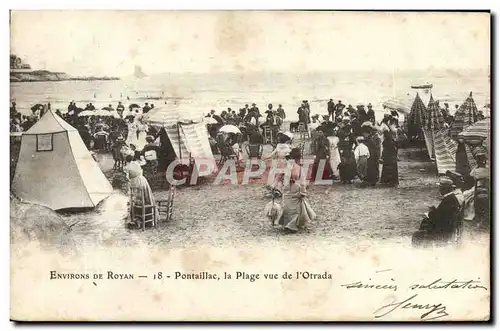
top-left (10, 70), bottom-right (120, 82)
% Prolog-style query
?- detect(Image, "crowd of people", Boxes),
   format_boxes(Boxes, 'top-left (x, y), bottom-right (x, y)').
top-left (10, 95), bottom-right (489, 239)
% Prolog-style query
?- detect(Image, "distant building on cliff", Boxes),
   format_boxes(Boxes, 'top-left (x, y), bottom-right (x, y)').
top-left (10, 54), bottom-right (32, 73)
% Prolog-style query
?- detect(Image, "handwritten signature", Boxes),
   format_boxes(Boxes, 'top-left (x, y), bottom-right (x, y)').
top-left (373, 294), bottom-right (448, 321)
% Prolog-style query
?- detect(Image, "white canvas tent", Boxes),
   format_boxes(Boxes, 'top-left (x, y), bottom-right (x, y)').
top-left (142, 105), bottom-right (217, 176)
top-left (11, 110), bottom-right (113, 210)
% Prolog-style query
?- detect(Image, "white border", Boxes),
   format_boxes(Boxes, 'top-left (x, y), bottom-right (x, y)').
top-left (2, 1), bottom-right (497, 330)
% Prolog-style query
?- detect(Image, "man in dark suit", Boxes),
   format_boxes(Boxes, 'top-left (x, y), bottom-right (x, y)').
top-left (412, 176), bottom-right (464, 247)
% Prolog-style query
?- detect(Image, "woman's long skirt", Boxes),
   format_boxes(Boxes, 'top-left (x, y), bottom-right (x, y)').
top-left (278, 194), bottom-right (316, 232)
top-left (129, 175), bottom-right (159, 224)
top-left (126, 129), bottom-right (138, 147)
top-left (356, 155), bottom-right (368, 181)
top-left (327, 137), bottom-right (341, 178)
top-left (380, 157), bottom-right (399, 186)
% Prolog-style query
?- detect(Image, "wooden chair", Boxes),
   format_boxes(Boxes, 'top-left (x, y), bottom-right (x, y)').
top-left (298, 123), bottom-right (310, 140)
top-left (262, 125), bottom-right (274, 145)
top-left (130, 186), bottom-right (157, 231)
top-left (156, 184), bottom-right (176, 222)
top-left (263, 126), bottom-right (274, 145)
top-left (245, 144), bottom-right (263, 159)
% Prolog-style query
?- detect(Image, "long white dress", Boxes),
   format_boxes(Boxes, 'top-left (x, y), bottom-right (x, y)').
top-left (327, 136), bottom-right (341, 177)
top-left (136, 123), bottom-right (148, 151)
top-left (126, 122), bottom-right (138, 147)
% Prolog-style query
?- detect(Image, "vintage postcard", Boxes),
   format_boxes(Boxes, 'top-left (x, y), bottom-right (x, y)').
top-left (9, 10), bottom-right (490, 321)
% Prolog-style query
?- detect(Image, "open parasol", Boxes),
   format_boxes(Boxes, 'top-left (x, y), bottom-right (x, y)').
top-left (78, 110), bottom-right (94, 117)
top-left (204, 117), bottom-right (218, 124)
top-left (219, 125), bottom-right (241, 134)
top-left (382, 98), bottom-right (410, 115)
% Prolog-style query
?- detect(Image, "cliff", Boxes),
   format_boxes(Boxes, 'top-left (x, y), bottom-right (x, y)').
top-left (10, 70), bottom-right (120, 82)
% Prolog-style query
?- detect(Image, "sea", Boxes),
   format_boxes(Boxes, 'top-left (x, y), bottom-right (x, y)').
top-left (10, 69), bottom-right (490, 122)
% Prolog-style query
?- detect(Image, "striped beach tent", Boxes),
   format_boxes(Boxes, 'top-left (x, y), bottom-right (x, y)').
top-left (421, 94), bottom-right (436, 159)
top-left (449, 92), bottom-right (479, 139)
top-left (425, 99), bottom-right (458, 174)
top-left (405, 93), bottom-right (427, 140)
top-left (142, 105), bottom-right (217, 176)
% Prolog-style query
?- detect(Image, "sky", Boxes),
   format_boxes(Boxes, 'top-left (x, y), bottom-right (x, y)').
top-left (10, 11), bottom-right (490, 77)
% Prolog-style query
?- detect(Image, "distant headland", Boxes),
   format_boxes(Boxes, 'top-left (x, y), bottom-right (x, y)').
top-left (10, 54), bottom-right (120, 82)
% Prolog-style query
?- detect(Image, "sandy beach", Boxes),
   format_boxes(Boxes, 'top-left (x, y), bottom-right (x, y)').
top-left (10, 139), bottom-right (487, 253)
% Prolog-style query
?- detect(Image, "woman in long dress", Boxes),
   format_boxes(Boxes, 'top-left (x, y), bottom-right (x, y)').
top-left (123, 154), bottom-right (159, 227)
top-left (365, 128), bottom-right (381, 186)
top-left (380, 130), bottom-right (399, 186)
top-left (126, 117), bottom-right (138, 147)
top-left (327, 136), bottom-right (341, 179)
top-left (275, 148), bottom-right (316, 232)
top-left (136, 118), bottom-right (148, 151)
top-left (311, 131), bottom-right (333, 181)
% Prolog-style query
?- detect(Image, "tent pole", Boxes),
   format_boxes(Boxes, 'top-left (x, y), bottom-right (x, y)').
top-left (177, 122), bottom-right (182, 163)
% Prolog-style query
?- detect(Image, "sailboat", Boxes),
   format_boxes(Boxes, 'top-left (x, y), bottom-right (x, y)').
top-left (134, 65), bottom-right (147, 79)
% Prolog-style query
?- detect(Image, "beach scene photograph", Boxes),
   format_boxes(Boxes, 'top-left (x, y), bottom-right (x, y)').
top-left (9, 10), bottom-right (491, 322)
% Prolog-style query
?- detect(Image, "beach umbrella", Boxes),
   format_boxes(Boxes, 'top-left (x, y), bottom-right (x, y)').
top-left (129, 103), bottom-right (140, 109)
top-left (458, 118), bottom-right (490, 142)
top-left (78, 110), bottom-right (94, 117)
top-left (424, 98), bottom-right (446, 131)
top-left (406, 93), bottom-right (427, 138)
top-left (95, 109), bottom-right (115, 117)
top-left (449, 92), bottom-right (479, 139)
top-left (382, 98), bottom-right (410, 115)
top-left (204, 117), bottom-right (218, 124)
top-left (219, 125), bottom-right (241, 134)
top-left (109, 111), bottom-right (121, 119)
top-left (427, 94), bottom-right (435, 109)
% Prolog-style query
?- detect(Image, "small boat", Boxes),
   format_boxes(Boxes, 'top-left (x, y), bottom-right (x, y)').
top-left (411, 84), bottom-right (433, 89)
